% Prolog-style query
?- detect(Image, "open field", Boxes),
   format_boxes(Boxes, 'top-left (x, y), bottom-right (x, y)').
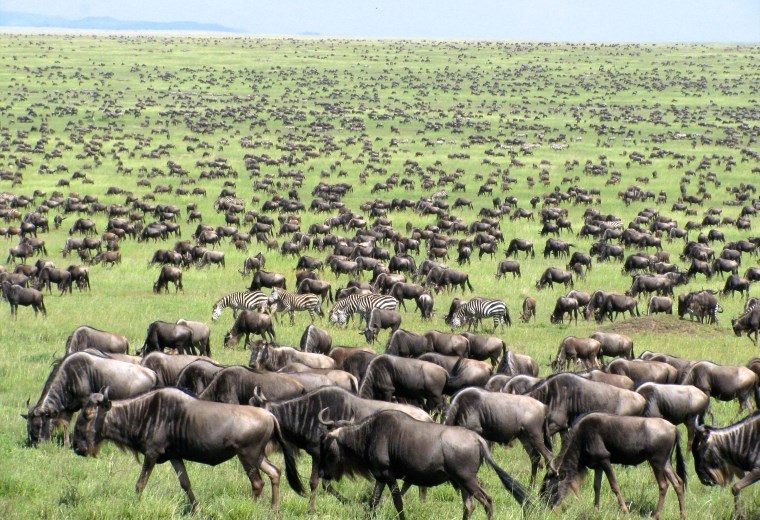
top-left (1, 35), bottom-right (759, 519)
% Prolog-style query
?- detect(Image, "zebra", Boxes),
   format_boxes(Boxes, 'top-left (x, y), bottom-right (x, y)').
top-left (744, 296), bottom-right (760, 314)
top-left (450, 297), bottom-right (511, 332)
top-left (328, 293), bottom-right (399, 327)
top-left (211, 291), bottom-right (267, 322)
top-left (267, 287), bottom-right (322, 325)
top-left (430, 189), bottom-right (448, 201)
top-left (213, 196), bottom-right (245, 213)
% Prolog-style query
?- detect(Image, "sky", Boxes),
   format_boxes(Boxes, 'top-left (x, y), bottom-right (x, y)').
top-left (2, 0), bottom-right (759, 42)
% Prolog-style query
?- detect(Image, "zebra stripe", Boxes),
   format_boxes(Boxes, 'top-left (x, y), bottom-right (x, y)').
top-left (450, 297), bottom-right (509, 332)
top-left (328, 293), bottom-right (399, 326)
top-left (211, 291), bottom-right (267, 321)
top-left (268, 287), bottom-right (322, 325)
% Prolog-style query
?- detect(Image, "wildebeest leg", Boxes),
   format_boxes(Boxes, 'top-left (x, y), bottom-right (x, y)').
top-left (651, 464), bottom-right (670, 520)
top-left (257, 457), bottom-right (281, 508)
top-left (388, 480), bottom-right (406, 520)
top-left (322, 479), bottom-right (347, 503)
top-left (307, 459), bottom-right (320, 512)
top-left (593, 468), bottom-right (603, 508)
top-left (602, 462), bottom-right (628, 512)
top-left (731, 468), bottom-right (760, 519)
top-left (460, 489), bottom-right (476, 520)
top-left (368, 480), bottom-right (385, 512)
top-left (170, 459), bottom-right (200, 514)
top-left (135, 458), bottom-right (156, 495)
top-left (664, 464), bottom-right (686, 518)
top-left (520, 440), bottom-right (541, 487)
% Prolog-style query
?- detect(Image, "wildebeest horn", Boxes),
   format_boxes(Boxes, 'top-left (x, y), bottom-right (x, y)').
top-left (318, 408), bottom-right (335, 427)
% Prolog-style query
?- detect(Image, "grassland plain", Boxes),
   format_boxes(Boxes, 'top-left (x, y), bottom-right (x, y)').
top-left (0, 34), bottom-right (758, 519)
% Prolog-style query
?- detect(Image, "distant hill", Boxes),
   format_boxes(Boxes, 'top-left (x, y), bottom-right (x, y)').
top-left (0, 10), bottom-right (242, 33)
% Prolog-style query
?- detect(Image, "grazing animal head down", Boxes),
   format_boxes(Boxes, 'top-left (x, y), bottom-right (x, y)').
top-left (22, 400), bottom-right (55, 447)
top-left (72, 390), bottom-right (111, 458)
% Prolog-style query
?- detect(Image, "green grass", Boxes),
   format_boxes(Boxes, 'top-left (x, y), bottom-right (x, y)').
top-left (1, 35), bottom-right (759, 518)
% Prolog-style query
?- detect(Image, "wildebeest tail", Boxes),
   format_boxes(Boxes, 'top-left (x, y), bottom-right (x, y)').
top-left (64, 334), bottom-right (74, 355)
top-left (674, 429), bottom-right (687, 489)
top-left (271, 417), bottom-right (305, 496)
top-left (479, 440), bottom-right (529, 506)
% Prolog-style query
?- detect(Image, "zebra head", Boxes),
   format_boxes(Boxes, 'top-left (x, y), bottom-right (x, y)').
top-left (267, 288), bottom-right (282, 304)
top-left (211, 305), bottom-right (223, 322)
top-left (450, 309), bottom-right (465, 330)
top-left (329, 309), bottom-right (347, 326)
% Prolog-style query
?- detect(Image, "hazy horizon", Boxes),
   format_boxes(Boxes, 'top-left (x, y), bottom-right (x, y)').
top-left (1, 1), bottom-right (758, 43)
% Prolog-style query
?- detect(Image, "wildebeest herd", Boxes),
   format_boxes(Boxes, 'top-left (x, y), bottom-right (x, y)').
top-left (4, 36), bottom-right (760, 518)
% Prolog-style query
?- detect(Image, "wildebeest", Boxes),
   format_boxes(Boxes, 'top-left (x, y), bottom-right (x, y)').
top-left (723, 274), bottom-right (751, 298)
top-left (176, 319), bottom-right (211, 357)
top-left (594, 292), bottom-right (640, 323)
top-left (299, 324), bottom-right (332, 354)
top-left (418, 353), bottom-right (491, 394)
top-left (535, 267), bottom-right (574, 290)
top-left (528, 372), bottom-right (646, 438)
top-left (636, 382), bottom-right (710, 450)
top-left (423, 330), bottom-right (470, 357)
top-left (460, 332), bottom-right (506, 367)
top-left (361, 308), bottom-right (402, 344)
top-left (65, 325), bottom-right (129, 355)
top-left (249, 270), bottom-right (287, 291)
top-left (140, 321), bottom-right (195, 356)
top-left (153, 265), bottom-right (183, 293)
top-left (692, 413), bottom-right (760, 519)
top-left (72, 389), bottom-right (305, 511)
top-left (732, 306), bottom-right (760, 345)
top-left (2, 282), bottom-right (46, 317)
top-left (648, 296), bottom-right (674, 315)
top-left (140, 352), bottom-right (204, 388)
top-left (250, 342), bottom-right (335, 371)
top-left (36, 266), bottom-right (72, 295)
top-left (520, 296), bottom-right (537, 322)
top-left (319, 410), bottom-right (528, 519)
top-left (249, 386), bottom-right (431, 512)
top-left (297, 278), bottom-right (333, 305)
top-left (541, 413), bottom-right (685, 520)
top-left (175, 358), bottom-right (227, 395)
top-left (384, 328), bottom-right (431, 357)
top-left (550, 297), bottom-right (579, 324)
top-left (505, 238), bottom-right (534, 258)
top-left (445, 387), bottom-right (554, 486)
top-left (24, 351), bottom-right (156, 447)
top-left (589, 332), bottom-right (634, 362)
top-left (551, 337), bottom-right (601, 371)
top-left (224, 311), bottom-right (276, 347)
top-left (606, 358), bottom-right (678, 385)
top-left (200, 365), bottom-right (306, 403)
top-left (495, 350), bottom-right (540, 377)
top-left (359, 354), bottom-right (448, 413)
top-left (679, 361), bottom-right (759, 413)
top-left (495, 260), bottom-right (521, 279)
top-left (678, 290), bottom-right (721, 324)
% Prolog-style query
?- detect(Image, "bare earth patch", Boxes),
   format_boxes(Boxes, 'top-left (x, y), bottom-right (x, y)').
top-left (601, 315), bottom-right (723, 337)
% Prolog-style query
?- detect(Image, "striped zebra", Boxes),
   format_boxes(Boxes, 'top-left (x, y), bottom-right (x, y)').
top-left (213, 196), bottom-right (245, 212)
top-left (431, 189), bottom-right (448, 201)
top-left (450, 297), bottom-right (511, 332)
top-left (267, 287), bottom-right (322, 325)
top-left (211, 291), bottom-right (267, 321)
top-left (328, 293), bottom-right (399, 327)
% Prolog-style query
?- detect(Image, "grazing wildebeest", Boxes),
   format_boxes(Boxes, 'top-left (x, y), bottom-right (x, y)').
top-left (415, 291), bottom-right (435, 320)
top-left (6, 242), bottom-right (34, 264)
top-left (141, 321), bottom-right (195, 356)
top-left (297, 278), bottom-right (333, 305)
top-left (528, 373), bottom-right (646, 438)
top-left (679, 361), bottom-right (759, 413)
top-left (249, 386), bottom-right (431, 512)
top-left (460, 332), bottom-right (506, 367)
top-left (423, 330), bottom-right (470, 357)
top-left (153, 265), bottom-right (183, 293)
top-left (359, 355), bottom-right (448, 413)
top-left (2, 282), bottom-right (46, 317)
top-left (445, 387), bottom-right (554, 486)
top-left (605, 358), bottom-right (678, 385)
top-left (361, 308), bottom-right (402, 344)
top-left (200, 366), bottom-right (306, 403)
top-left (72, 389), bottom-right (305, 511)
top-left (65, 326), bottom-right (129, 355)
top-left (249, 270), bottom-right (287, 291)
top-left (388, 282), bottom-right (426, 311)
top-left (417, 353), bottom-right (491, 394)
top-left (692, 413), bottom-right (760, 519)
top-left (648, 296), bottom-right (674, 315)
top-left (197, 250), bottom-right (225, 269)
top-left (678, 290), bottom-right (721, 324)
top-left (299, 324), bottom-right (332, 354)
top-left (24, 351), bottom-right (156, 447)
top-left (505, 238), bottom-right (535, 258)
top-left (535, 267), bottom-right (573, 290)
top-left (636, 382), bottom-right (710, 450)
top-left (384, 328), bottom-right (432, 357)
top-left (495, 260), bottom-right (521, 279)
top-left (224, 311), bottom-right (276, 347)
top-left (319, 410), bottom-right (528, 519)
top-left (36, 266), bottom-right (72, 294)
top-left (250, 342), bottom-right (335, 371)
top-left (589, 332), bottom-right (634, 363)
top-left (712, 257), bottom-right (739, 279)
top-left (551, 337), bottom-right (601, 371)
top-left (495, 350), bottom-right (540, 377)
top-left (175, 319), bottom-right (211, 357)
top-left (723, 274), bottom-right (751, 298)
top-left (595, 293), bottom-right (640, 323)
top-left (550, 297), bottom-right (579, 324)
top-left (541, 413), bottom-right (686, 520)
top-left (520, 296), bottom-right (537, 322)
top-left (733, 307), bottom-right (760, 345)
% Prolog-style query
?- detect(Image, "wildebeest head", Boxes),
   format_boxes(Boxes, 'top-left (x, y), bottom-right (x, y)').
top-left (22, 399), bottom-right (55, 447)
top-left (691, 422), bottom-right (724, 487)
top-left (248, 341), bottom-right (270, 369)
top-left (539, 466), bottom-right (584, 510)
top-left (361, 326), bottom-right (378, 344)
top-left (72, 390), bottom-right (111, 458)
top-left (316, 409), bottom-right (360, 482)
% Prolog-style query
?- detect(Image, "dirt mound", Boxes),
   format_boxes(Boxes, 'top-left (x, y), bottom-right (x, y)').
top-left (601, 315), bottom-right (723, 337)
